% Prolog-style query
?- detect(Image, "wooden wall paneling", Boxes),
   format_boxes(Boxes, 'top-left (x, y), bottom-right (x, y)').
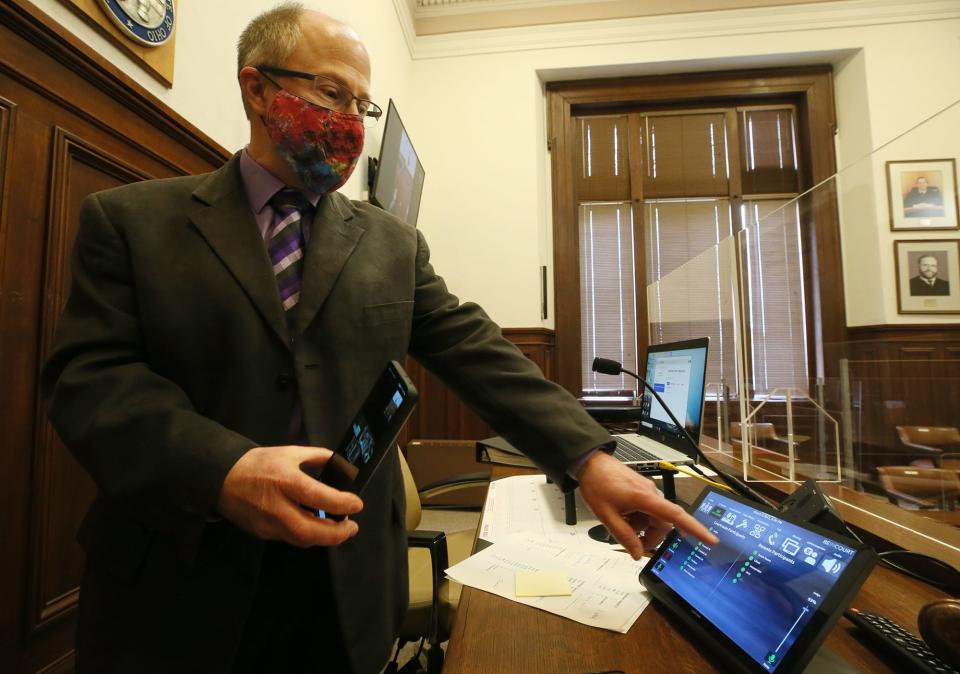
top-left (35, 651), bottom-right (73, 674)
top-left (26, 130), bottom-right (151, 634)
top-left (548, 90), bottom-right (581, 397)
top-left (0, 92), bottom-right (24, 655)
top-left (399, 329), bottom-right (558, 448)
top-left (0, 1), bottom-right (230, 670)
top-left (0, 94), bottom-right (12, 204)
top-left (1, 0), bottom-right (224, 176)
top-left (0, 86), bottom-right (62, 663)
top-left (0, 43), bottom-right (182, 180)
top-left (943, 347), bottom-right (960, 428)
top-left (842, 325), bottom-right (960, 486)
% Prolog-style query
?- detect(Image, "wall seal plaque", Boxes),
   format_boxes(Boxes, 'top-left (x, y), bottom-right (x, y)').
top-left (99, 0), bottom-right (174, 47)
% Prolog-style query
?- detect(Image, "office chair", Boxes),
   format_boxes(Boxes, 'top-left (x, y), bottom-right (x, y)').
top-left (404, 439), bottom-right (491, 509)
top-left (897, 426), bottom-right (960, 468)
top-left (877, 465), bottom-right (960, 511)
top-left (395, 447), bottom-right (490, 674)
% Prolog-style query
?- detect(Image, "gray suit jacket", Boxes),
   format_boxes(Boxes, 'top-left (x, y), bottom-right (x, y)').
top-left (42, 155), bottom-right (611, 673)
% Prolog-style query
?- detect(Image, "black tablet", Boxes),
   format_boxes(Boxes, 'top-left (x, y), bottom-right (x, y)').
top-left (320, 360), bottom-right (418, 495)
top-left (640, 487), bottom-right (877, 674)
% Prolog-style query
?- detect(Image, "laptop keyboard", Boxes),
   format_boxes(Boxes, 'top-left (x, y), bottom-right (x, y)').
top-left (613, 436), bottom-right (661, 463)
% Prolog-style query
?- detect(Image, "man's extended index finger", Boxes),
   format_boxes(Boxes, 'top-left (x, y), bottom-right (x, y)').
top-left (672, 509), bottom-right (719, 545)
top-left (643, 496), bottom-right (719, 545)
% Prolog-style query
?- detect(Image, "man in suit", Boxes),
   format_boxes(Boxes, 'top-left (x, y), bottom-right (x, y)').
top-left (910, 254), bottom-right (950, 296)
top-left (42, 4), bottom-right (715, 673)
top-left (903, 176), bottom-right (945, 218)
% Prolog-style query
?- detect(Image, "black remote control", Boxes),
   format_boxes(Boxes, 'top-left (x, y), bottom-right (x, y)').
top-left (845, 607), bottom-right (958, 674)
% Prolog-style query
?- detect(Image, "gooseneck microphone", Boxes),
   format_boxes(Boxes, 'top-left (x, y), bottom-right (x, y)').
top-left (593, 357), bottom-right (702, 458)
top-left (592, 356), bottom-right (772, 506)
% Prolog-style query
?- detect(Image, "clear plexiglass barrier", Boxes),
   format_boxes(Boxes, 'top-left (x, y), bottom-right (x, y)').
top-left (646, 99), bottom-right (960, 556)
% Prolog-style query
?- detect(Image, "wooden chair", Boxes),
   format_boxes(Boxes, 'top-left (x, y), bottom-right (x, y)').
top-left (395, 446), bottom-right (490, 673)
top-left (729, 422), bottom-right (795, 474)
top-left (877, 465), bottom-right (960, 511)
top-left (897, 426), bottom-right (960, 468)
top-left (729, 422), bottom-right (779, 446)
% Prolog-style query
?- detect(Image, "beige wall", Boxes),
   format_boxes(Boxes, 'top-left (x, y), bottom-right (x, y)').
top-left (26, 0), bottom-right (960, 330)
top-left (402, 3), bottom-right (960, 328)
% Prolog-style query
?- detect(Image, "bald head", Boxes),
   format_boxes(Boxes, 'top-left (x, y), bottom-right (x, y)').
top-left (284, 10), bottom-right (371, 92)
top-left (237, 4), bottom-right (368, 74)
top-left (237, 4), bottom-right (371, 118)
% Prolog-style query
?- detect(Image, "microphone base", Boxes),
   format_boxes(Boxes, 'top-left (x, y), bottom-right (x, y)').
top-left (588, 524), bottom-right (617, 544)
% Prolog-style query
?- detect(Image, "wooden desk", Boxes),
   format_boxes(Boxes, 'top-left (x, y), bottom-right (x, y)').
top-left (443, 468), bottom-right (954, 674)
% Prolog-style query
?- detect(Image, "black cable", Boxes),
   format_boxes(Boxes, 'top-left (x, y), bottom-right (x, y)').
top-left (686, 459), bottom-right (775, 508)
top-left (877, 550), bottom-right (960, 595)
top-left (844, 525), bottom-right (960, 595)
top-left (607, 361), bottom-right (775, 508)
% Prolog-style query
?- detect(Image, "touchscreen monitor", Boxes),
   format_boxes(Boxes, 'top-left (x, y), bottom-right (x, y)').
top-left (640, 488), bottom-right (877, 674)
top-left (320, 360), bottom-right (418, 495)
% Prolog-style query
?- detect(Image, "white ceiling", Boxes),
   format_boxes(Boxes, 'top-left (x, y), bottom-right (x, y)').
top-left (408, 0), bottom-right (840, 35)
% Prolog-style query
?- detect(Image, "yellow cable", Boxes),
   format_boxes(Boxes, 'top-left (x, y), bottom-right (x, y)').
top-left (657, 461), bottom-right (734, 492)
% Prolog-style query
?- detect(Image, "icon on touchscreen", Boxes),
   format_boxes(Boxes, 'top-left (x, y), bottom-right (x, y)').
top-left (821, 558), bottom-right (843, 575)
top-left (384, 388), bottom-right (403, 421)
top-left (781, 538), bottom-right (801, 556)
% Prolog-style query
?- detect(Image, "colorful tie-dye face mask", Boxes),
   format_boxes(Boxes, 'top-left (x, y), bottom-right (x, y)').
top-left (263, 89), bottom-right (365, 195)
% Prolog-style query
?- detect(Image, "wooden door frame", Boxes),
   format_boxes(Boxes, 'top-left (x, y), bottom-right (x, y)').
top-left (546, 66), bottom-right (841, 396)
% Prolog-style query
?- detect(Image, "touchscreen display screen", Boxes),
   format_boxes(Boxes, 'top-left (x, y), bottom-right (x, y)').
top-left (648, 490), bottom-right (859, 672)
top-left (343, 384), bottom-right (408, 470)
top-left (320, 361), bottom-right (418, 495)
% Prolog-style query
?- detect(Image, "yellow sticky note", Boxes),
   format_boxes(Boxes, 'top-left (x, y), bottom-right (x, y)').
top-left (515, 570), bottom-right (572, 597)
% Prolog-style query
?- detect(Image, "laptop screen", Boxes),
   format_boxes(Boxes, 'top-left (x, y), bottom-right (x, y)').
top-left (639, 338), bottom-right (709, 450)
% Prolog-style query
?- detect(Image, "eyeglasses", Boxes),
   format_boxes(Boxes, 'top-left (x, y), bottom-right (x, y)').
top-left (257, 66), bottom-right (382, 127)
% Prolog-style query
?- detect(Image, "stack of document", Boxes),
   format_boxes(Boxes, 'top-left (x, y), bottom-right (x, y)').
top-left (447, 475), bottom-right (654, 632)
top-left (446, 532), bottom-right (650, 633)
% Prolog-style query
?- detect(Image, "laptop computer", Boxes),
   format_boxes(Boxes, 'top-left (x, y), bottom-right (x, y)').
top-left (611, 337), bottom-right (710, 470)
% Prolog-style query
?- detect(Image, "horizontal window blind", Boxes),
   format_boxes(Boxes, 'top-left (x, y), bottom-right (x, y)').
top-left (742, 199), bottom-right (809, 395)
top-left (579, 202), bottom-right (639, 394)
top-left (645, 199), bottom-right (740, 395)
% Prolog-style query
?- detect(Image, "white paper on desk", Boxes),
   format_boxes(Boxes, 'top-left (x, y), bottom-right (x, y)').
top-left (478, 475), bottom-right (621, 550)
top-left (446, 532), bottom-right (650, 633)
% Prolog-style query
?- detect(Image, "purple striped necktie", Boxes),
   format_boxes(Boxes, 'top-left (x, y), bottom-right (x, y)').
top-left (268, 189), bottom-right (311, 323)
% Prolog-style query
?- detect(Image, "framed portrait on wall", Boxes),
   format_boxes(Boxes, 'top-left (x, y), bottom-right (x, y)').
top-left (886, 158), bottom-right (959, 231)
top-left (894, 239), bottom-right (960, 314)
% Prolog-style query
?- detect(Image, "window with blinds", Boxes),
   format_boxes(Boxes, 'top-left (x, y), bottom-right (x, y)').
top-left (575, 104), bottom-right (808, 399)
top-left (577, 117), bottom-right (638, 396)
top-left (741, 199), bottom-right (809, 395)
